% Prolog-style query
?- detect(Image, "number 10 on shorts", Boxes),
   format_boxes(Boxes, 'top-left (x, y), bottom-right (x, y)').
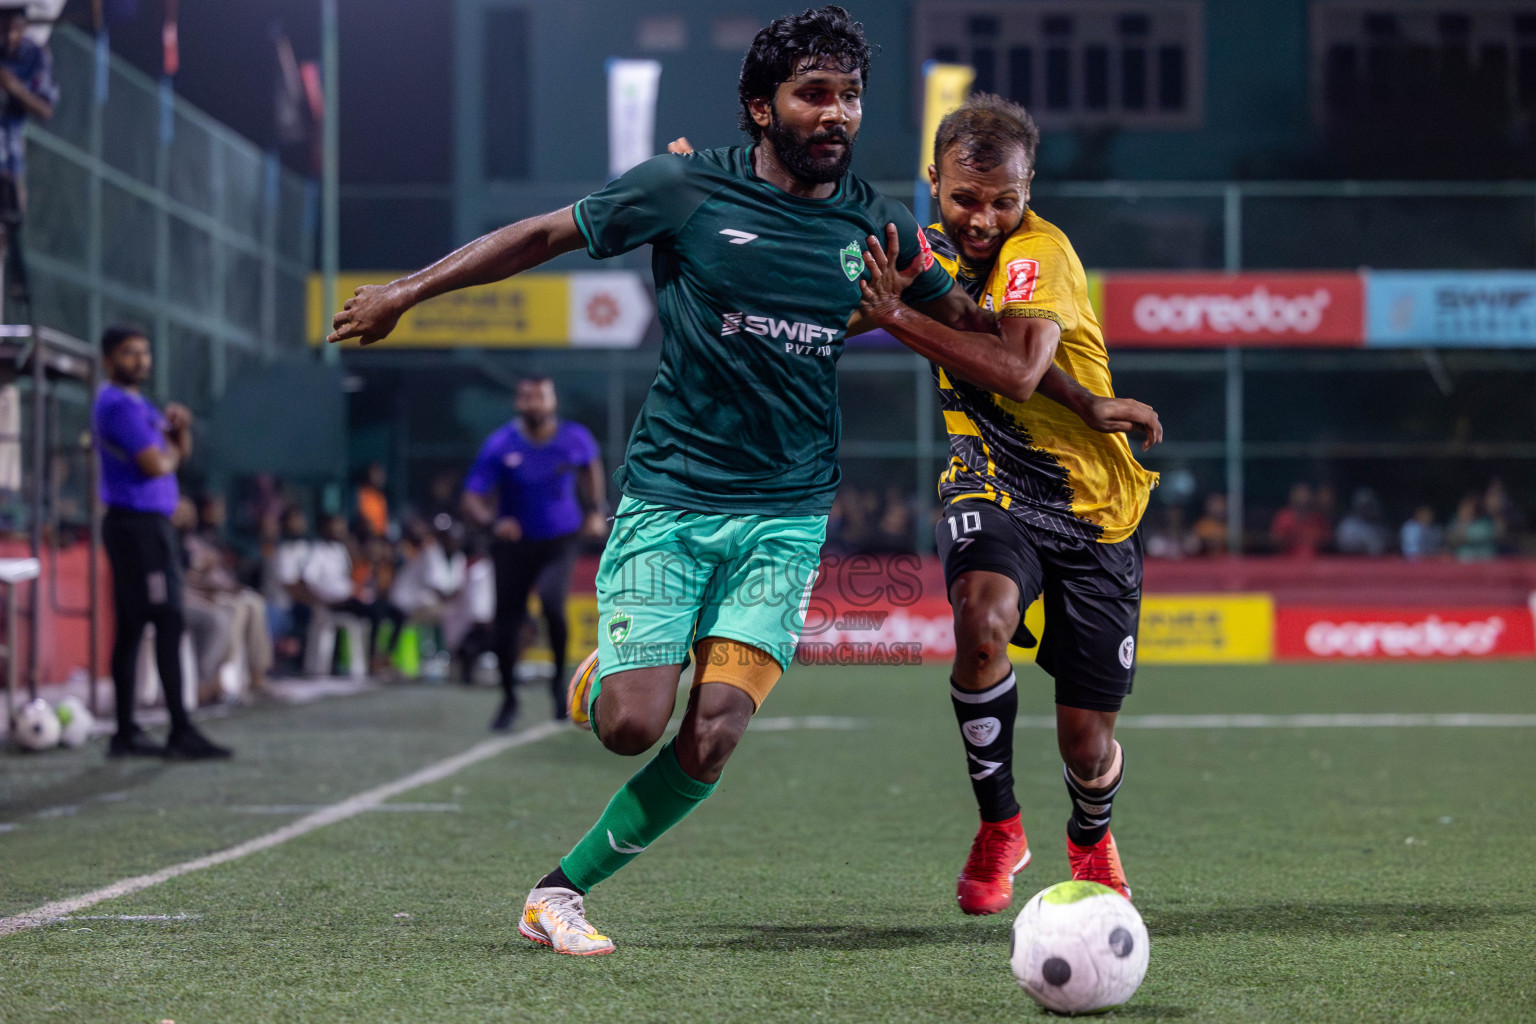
top-left (946, 510), bottom-right (982, 541)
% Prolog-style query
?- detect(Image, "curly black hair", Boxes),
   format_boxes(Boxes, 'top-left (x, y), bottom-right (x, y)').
top-left (737, 6), bottom-right (873, 140)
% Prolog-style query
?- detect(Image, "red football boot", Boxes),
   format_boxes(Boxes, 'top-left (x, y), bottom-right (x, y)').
top-left (1067, 829), bottom-right (1132, 901)
top-left (956, 813), bottom-right (1031, 915)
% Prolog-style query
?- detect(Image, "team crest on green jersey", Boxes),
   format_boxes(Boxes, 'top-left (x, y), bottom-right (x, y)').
top-left (839, 240), bottom-right (864, 282)
top-left (607, 611), bottom-right (633, 645)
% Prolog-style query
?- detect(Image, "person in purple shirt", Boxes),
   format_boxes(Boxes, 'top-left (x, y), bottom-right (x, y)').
top-left (94, 326), bottom-right (230, 760)
top-left (462, 375), bottom-right (607, 730)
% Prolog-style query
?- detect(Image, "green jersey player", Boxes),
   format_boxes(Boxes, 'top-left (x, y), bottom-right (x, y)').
top-left (331, 6), bottom-right (967, 955)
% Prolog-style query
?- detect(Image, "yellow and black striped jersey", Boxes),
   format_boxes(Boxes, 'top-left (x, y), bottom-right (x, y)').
top-left (923, 213), bottom-right (1157, 543)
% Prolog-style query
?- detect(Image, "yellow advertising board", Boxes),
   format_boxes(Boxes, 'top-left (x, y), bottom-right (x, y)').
top-left (1138, 593), bottom-right (1275, 664)
top-left (309, 271), bottom-right (652, 348)
top-left (1012, 592), bottom-right (1274, 665)
top-left (518, 594), bottom-right (600, 668)
top-left (919, 63), bottom-right (975, 178)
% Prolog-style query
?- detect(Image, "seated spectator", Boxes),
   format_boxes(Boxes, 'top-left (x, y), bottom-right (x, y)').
top-left (1400, 505), bottom-right (1443, 561)
top-left (171, 497), bottom-right (232, 704)
top-left (355, 462), bottom-right (390, 540)
top-left (266, 505), bottom-right (312, 670)
top-left (181, 494), bottom-right (274, 700)
top-left (1335, 488), bottom-right (1390, 556)
top-left (1144, 505), bottom-right (1196, 559)
top-left (1483, 478), bottom-right (1524, 554)
top-left (1448, 493), bottom-right (1502, 562)
top-left (293, 514), bottom-right (406, 675)
top-left (1269, 482), bottom-right (1331, 557)
top-left (443, 533), bottom-right (495, 685)
top-left (1191, 493), bottom-right (1230, 556)
top-left (870, 486), bottom-right (916, 552)
top-left (389, 517), bottom-right (464, 657)
top-left (424, 470), bottom-right (462, 533)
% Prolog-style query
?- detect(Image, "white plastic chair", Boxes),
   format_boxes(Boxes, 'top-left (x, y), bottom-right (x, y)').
top-left (304, 608), bottom-right (371, 680)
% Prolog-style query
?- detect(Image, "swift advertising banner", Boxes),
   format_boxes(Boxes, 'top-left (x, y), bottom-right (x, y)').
top-left (1365, 271), bottom-right (1536, 347)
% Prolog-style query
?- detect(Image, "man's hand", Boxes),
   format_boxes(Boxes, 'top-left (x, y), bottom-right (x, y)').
top-left (666, 137), bottom-right (694, 155)
top-left (328, 282), bottom-right (410, 347)
top-left (857, 224), bottom-right (921, 327)
top-left (163, 403), bottom-right (191, 433)
top-left (492, 517), bottom-right (523, 542)
top-left (0, 67), bottom-right (21, 97)
top-left (1081, 396), bottom-right (1163, 451)
top-left (580, 510), bottom-right (609, 540)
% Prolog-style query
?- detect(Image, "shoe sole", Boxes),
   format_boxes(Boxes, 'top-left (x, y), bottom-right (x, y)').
top-left (957, 846), bottom-right (1032, 915)
top-left (567, 651), bottom-right (599, 731)
top-left (517, 918), bottom-right (614, 956)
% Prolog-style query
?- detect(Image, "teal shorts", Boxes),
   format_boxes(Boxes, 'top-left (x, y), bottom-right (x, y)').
top-left (595, 496), bottom-right (826, 678)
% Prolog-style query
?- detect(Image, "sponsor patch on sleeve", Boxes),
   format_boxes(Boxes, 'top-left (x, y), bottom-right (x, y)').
top-left (916, 227), bottom-right (935, 271)
top-left (1004, 258), bottom-right (1040, 304)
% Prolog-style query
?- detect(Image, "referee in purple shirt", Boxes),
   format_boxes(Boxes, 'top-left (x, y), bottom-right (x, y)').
top-left (462, 375), bottom-right (607, 731)
top-left (94, 326), bottom-right (229, 759)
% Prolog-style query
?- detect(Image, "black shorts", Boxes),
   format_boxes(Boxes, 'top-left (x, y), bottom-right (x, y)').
top-left (935, 499), bottom-right (1143, 712)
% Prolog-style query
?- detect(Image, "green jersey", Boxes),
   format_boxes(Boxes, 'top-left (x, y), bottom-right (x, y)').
top-left (573, 146), bottom-right (953, 516)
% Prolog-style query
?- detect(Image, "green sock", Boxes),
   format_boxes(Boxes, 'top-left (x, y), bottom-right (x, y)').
top-left (559, 739), bottom-right (717, 892)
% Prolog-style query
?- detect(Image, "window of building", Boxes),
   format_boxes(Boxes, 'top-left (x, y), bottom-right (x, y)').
top-left (912, 1), bottom-right (1205, 130)
top-left (1311, 2), bottom-right (1536, 123)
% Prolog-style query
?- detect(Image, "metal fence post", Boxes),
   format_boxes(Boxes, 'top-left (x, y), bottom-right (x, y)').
top-left (1223, 184), bottom-right (1244, 553)
top-left (913, 352), bottom-right (935, 552)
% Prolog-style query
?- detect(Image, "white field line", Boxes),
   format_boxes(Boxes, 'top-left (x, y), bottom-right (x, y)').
top-left (750, 715), bottom-right (865, 731)
top-left (58, 914), bottom-right (198, 922)
top-left (0, 720), bottom-right (565, 938)
top-left (1017, 713), bottom-right (1536, 729)
top-left (228, 802), bottom-right (461, 815)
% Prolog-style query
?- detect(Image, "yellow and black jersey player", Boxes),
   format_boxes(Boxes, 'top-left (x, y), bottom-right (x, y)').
top-left (857, 93), bottom-right (1161, 916)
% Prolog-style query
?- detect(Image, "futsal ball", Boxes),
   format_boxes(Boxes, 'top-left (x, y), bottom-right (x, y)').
top-left (13, 698), bottom-right (61, 751)
top-left (55, 696), bottom-right (95, 747)
top-left (1010, 880), bottom-right (1149, 1014)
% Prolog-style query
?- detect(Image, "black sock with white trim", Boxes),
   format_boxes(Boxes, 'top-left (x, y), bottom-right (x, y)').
top-left (1064, 750), bottom-right (1124, 847)
top-left (950, 671), bottom-right (1020, 822)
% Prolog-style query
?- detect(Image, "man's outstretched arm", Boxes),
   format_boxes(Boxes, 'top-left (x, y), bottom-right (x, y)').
top-left (328, 207), bottom-right (587, 346)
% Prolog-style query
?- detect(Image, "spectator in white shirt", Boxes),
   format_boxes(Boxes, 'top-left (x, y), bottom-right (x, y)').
top-left (444, 533), bottom-right (496, 685)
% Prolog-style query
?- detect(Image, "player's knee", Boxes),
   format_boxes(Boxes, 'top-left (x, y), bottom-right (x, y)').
top-left (1060, 730), bottom-right (1116, 780)
top-left (953, 601), bottom-right (1016, 681)
top-left (597, 702), bottom-right (668, 756)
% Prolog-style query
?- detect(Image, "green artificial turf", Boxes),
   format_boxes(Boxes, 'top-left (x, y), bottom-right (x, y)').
top-left (1, 662), bottom-right (1533, 1023)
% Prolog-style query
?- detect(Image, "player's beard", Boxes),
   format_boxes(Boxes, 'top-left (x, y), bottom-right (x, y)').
top-left (765, 110), bottom-right (856, 185)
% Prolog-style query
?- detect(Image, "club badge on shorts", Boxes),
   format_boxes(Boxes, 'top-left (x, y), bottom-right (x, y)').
top-left (607, 611), bottom-right (633, 645)
top-left (1118, 635), bottom-right (1136, 670)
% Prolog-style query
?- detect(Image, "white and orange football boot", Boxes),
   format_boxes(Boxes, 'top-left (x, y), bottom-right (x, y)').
top-left (566, 649), bottom-right (600, 731)
top-left (1067, 829), bottom-right (1132, 901)
top-left (518, 886), bottom-right (615, 956)
top-left (956, 812), bottom-right (1031, 915)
